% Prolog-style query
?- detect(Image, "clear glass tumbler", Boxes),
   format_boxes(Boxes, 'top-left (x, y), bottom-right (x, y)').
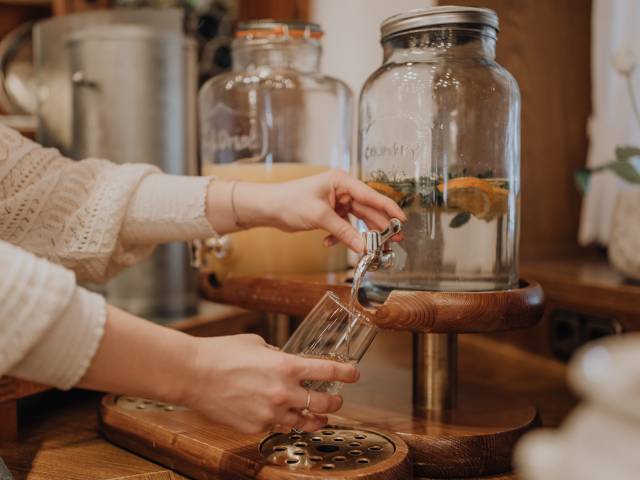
top-left (282, 291), bottom-right (377, 395)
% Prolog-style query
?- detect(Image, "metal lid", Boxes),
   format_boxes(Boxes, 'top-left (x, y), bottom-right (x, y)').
top-left (236, 20), bottom-right (323, 40)
top-left (381, 6), bottom-right (499, 41)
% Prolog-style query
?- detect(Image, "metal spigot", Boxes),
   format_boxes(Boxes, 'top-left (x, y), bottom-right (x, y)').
top-left (362, 218), bottom-right (403, 271)
top-left (190, 236), bottom-right (232, 269)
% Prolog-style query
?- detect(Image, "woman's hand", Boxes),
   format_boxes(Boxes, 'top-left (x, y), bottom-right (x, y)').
top-left (266, 170), bottom-right (406, 252)
top-left (79, 307), bottom-right (358, 436)
top-left (184, 333), bottom-right (359, 434)
top-left (206, 170), bottom-right (406, 253)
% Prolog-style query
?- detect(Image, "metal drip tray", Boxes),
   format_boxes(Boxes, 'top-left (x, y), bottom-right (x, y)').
top-left (115, 396), bottom-right (186, 412)
top-left (101, 395), bottom-right (412, 479)
top-left (260, 425), bottom-right (395, 472)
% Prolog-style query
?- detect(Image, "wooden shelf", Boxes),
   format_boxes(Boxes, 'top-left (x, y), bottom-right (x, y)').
top-left (489, 255), bottom-right (640, 360)
top-left (0, 0), bottom-right (51, 6)
top-left (521, 255), bottom-right (640, 322)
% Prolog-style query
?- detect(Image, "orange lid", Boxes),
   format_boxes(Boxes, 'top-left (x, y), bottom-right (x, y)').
top-left (236, 20), bottom-right (323, 40)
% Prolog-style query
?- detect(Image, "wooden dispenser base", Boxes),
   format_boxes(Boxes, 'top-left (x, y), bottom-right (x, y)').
top-left (195, 272), bottom-right (545, 478)
top-left (99, 395), bottom-right (412, 480)
top-left (338, 383), bottom-right (539, 478)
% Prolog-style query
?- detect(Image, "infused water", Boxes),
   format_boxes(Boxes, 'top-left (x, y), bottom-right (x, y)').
top-left (366, 173), bottom-right (518, 291)
top-left (301, 353), bottom-right (357, 395)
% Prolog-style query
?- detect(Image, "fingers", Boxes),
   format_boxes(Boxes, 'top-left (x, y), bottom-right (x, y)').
top-left (278, 410), bottom-right (306, 431)
top-left (295, 357), bottom-right (360, 384)
top-left (305, 389), bottom-right (343, 414)
top-left (319, 210), bottom-right (365, 253)
top-left (268, 390), bottom-right (340, 433)
top-left (291, 385), bottom-right (343, 415)
top-left (276, 412), bottom-right (327, 433)
top-left (296, 412), bottom-right (328, 432)
top-left (336, 173), bottom-right (407, 222)
top-left (351, 200), bottom-right (393, 231)
top-left (240, 333), bottom-right (267, 346)
top-left (323, 234), bottom-right (339, 248)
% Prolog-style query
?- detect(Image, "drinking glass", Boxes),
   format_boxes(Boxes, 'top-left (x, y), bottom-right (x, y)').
top-left (282, 291), bottom-right (377, 394)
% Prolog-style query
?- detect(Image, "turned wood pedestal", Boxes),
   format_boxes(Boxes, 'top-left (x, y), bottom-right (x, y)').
top-left (199, 272), bottom-right (544, 478)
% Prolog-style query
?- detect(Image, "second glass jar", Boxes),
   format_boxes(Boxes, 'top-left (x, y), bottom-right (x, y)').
top-left (199, 20), bottom-right (353, 280)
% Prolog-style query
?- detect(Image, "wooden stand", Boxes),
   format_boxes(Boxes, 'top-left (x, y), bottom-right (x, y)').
top-left (198, 273), bottom-right (544, 478)
top-left (100, 395), bottom-right (412, 480)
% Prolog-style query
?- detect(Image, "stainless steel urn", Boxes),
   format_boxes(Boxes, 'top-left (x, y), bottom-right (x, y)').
top-left (67, 24), bottom-right (198, 321)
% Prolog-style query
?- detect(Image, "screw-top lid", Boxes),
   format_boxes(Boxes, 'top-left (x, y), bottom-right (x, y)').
top-left (380, 6), bottom-right (499, 42)
top-left (236, 20), bottom-right (323, 40)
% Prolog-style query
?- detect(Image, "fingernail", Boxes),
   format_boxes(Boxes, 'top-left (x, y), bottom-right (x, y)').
top-left (324, 235), bottom-right (339, 248)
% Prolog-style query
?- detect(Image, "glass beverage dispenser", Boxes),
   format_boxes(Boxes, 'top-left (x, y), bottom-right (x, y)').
top-left (198, 20), bottom-right (352, 279)
top-left (359, 6), bottom-right (520, 293)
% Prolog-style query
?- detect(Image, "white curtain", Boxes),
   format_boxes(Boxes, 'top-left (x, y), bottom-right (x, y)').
top-left (310, 0), bottom-right (435, 96)
top-left (580, 0), bottom-right (640, 245)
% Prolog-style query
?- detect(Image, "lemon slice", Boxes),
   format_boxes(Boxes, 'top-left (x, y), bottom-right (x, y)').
top-left (486, 187), bottom-right (509, 221)
top-left (366, 181), bottom-right (410, 205)
top-left (437, 177), bottom-right (494, 219)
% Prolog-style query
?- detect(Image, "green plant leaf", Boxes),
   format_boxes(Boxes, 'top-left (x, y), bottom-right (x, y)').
top-left (575, 169), bottom-right (592, 193)
top-left (449, 212), bottom-right (471, 228)
top-left (615, 145), bottom-right (640, 162)
top-left (608, 160), bottom-right (640, 183)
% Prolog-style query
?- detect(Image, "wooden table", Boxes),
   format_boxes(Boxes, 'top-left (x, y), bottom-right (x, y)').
top-left (0, 332), bottom-right (575, 479)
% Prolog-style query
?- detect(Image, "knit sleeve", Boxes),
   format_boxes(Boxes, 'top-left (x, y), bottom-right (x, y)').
top-left (0, 240), bottom-right (105, 389)
top-left (0, 124), bottom-right (215, 283)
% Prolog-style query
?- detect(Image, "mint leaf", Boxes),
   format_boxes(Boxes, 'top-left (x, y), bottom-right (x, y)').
top-left (449, 212), bottom-right (471, 228)
top-left (575, 169), bottom-right (591, 193)
top-left (615, 145), bottom-right (640, 162)
top-left (609, 160), bottom-right (640, 183)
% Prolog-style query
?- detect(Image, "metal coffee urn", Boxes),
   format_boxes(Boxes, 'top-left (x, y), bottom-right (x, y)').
top-left (67, 24), bottom-right (199, 321)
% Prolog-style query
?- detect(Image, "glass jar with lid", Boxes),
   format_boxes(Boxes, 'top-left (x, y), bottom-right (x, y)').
top-left (358, 6), bottom-right (520, 292)
top-left (198, 20), bottom-right (352, 280)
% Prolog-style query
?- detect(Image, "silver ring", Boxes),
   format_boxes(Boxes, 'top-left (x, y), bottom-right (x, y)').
top-left (301, 388), bottom-right (311, 415)
top-left (292, 390), bottom-right (312, 433)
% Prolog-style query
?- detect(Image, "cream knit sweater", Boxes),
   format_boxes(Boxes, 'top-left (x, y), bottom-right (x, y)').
top-left (0, 124), bottom-right (215, 389)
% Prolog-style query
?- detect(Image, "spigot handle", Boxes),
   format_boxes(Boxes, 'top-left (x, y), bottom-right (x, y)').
top-left (379, 218), bottom-right (403, 244)
top-left (363, 218), bottom-right (403, 255)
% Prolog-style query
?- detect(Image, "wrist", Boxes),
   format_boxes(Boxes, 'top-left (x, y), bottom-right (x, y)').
top-left (206, 179), bottom-right (279, 233)
top-left (234, 181), bottom-right (280, 229)
top-left (161, 331), bottom-right (203, 407)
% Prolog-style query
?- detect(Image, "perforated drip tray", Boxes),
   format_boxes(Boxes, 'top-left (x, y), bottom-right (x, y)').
top-left (115, 396), bottom-right (186, 412)
top-left (260, 425), bottom-right (395, 472)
